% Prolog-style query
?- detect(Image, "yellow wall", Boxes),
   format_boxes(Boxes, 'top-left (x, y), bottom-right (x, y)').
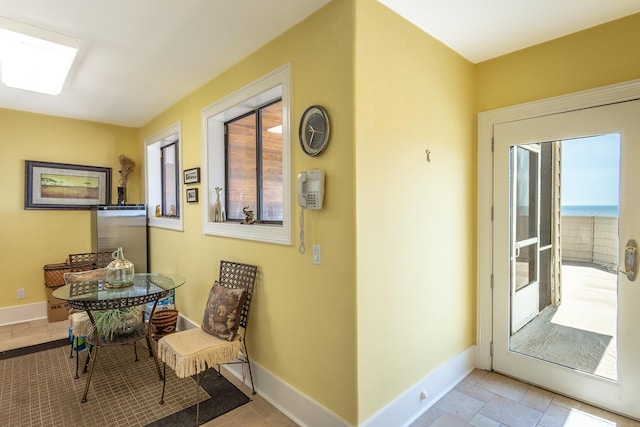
top-left (355, 1), bottom-right (476, 422)
top-left (139, 1), bottom-right (358, 423)
top-left (477, 13), bottom-right (640, 111)
top-left (5, 3), bottom-right (640, 425)
top-left (0, 108), bottom-right (139, 308)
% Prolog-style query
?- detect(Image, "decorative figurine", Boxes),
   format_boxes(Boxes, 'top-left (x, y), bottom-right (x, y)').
top-left (241, 206), bottom-right (255, 224)
top-left (155, 205), bottom-right (162, 217)
top-left (169, 204), bottom-right (176, 216)
top-left (213, 187), bottom-right (226, 222)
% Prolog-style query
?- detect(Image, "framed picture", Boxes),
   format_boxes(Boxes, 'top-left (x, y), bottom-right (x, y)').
top-left (186, 188), bottom-right (199, 203)
top-left (184, 167), bottom-right (200, 184)
top-left (25, 160), bottom-right (112, 210)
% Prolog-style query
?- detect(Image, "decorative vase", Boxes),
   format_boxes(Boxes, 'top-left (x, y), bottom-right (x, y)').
top-left (117, 186), bottom-right (126, 205)
top-left (106, 246), bottom-right (135, 288)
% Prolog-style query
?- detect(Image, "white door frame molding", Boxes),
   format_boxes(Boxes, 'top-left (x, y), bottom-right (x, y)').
top-left (476, 78), bottom-right (640, 370)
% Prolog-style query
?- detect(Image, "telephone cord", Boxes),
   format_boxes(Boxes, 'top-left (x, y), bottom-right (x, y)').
top-left (298, 208), bottom-right (306, 254)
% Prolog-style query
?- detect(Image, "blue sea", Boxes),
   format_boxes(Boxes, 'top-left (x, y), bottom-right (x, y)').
top-left (561, 205), bottom-right (618, 217)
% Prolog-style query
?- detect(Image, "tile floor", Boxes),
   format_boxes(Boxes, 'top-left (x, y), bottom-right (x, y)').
top-left (3, 319), bottom-right (640, 427)
top-left (411, 369), bottom-right (640, 427)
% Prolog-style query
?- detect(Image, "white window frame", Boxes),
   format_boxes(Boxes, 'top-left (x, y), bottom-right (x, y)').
top-left (201, 64), bottom-right (291, 244)
top-left (145, 121), bottom-right (184, 231)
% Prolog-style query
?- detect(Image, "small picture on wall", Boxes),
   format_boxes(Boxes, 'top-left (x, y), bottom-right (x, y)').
top-left (186, 188), bottom-right (199, 203)
top-left (183, 167), bottom-right (200, 184)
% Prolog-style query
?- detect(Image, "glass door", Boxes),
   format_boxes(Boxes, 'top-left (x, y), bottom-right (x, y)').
top-left (492, 99), bottom-right (640, 419)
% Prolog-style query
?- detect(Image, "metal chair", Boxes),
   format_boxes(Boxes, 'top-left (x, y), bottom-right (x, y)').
top-left (157, 260), bottom-right (257, 425)
top-left (64, 268), bottom-right (107, 379)
top-left (68, 251), bottom-right (113, 272)
top-left (64, 252), bottom-right (112, 369)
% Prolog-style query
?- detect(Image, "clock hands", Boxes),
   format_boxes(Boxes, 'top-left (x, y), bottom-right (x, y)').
top-left (308, 124), bottom-right (323, 147)
top-left (309, 124), bottom-right (323, 135)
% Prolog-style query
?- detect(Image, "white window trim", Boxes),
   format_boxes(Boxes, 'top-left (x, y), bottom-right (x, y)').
top-left (201, 64), bottom-right (291, 244)
top-left (145, 121), bottom-right (184, 231)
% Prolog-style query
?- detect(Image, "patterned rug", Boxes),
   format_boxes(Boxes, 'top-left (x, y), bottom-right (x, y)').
top-left (0, 339), bottom-right (250, 426)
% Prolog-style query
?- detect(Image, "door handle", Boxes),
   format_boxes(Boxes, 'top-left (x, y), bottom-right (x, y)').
top-left (619, 239), bottom-right (638, 281)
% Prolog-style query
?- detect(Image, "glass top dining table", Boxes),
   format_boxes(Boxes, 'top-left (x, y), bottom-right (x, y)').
top-left (52, 273), bottom-right (185, 403)
top-left (52, 273), bottom-right (185, 311)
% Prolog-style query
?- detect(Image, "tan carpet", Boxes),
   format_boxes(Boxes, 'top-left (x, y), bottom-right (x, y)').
top-left (0, 340), bottom-right (249, 426)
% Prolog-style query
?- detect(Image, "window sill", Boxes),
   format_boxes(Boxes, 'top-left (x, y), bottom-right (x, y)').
top-left (149, 216), bottom-right (183, 232)
top-left (203, 221), bottom-right (290, 245)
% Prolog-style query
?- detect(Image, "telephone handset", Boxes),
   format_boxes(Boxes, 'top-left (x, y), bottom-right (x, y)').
top-left (297, 169), bottom-right (325, 210)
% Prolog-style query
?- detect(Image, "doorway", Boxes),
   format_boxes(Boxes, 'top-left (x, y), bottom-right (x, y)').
top-left (508, 135), bottom-right (619, 381)
top-left (477, 83), bottom-right (640, 420)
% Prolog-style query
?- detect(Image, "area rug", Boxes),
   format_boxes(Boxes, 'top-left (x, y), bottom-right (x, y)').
top-left (0, 339), bottom-right (250, 426)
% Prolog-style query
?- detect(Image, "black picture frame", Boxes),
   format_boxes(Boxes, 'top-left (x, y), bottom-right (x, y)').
top-left (186, 188), bottom-right (199, 203)
top-left (184, 167), bottom-right (200, 184)
top-left (24, 160), bottom-right (112, 210)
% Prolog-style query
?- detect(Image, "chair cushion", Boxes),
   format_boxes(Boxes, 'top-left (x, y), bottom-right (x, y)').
top-left (158, 328), bottom-right (242, 378)
top-left (201, 281), bottom-right (246, 341)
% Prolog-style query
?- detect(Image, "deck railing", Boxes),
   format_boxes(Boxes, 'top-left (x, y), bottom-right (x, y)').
top-left (561, 216), bottom-right (618, 268)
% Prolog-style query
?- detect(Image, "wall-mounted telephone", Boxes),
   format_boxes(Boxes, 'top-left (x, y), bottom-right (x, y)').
top-left (297, 169), bottom-right (325, 254)
top-left (297, 169), bottom-right (325, 210)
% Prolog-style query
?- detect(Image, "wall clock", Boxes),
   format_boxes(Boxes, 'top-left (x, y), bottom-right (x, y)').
top-left (299, 105), bottom-right (330, 156)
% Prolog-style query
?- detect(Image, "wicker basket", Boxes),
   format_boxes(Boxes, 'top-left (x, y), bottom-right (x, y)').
top-left (44, 263), bottom-right (71, 288)
top-left (150, 309), bottom-right (179, 340)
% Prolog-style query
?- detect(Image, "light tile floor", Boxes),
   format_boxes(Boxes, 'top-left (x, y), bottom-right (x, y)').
top-left (411, 369), bottom-right (640, 427)
top-left (4, 320), bottom-right (640, 427)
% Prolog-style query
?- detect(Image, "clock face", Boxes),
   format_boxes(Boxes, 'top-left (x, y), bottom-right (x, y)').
top-left (299, 105), bottom-right (330, 156)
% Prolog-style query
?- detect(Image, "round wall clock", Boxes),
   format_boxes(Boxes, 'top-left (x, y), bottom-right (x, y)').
top-left (299, 105), bottom-right (330, 156)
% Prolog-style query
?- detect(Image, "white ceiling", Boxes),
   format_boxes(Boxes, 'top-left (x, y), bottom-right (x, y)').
top-left (379, 0), bottom-right (640, 63)
top-left (1, 1), bottom-right (639, 127)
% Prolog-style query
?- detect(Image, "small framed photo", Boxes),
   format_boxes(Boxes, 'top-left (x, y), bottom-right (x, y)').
top-left (183, 167), bottom-right (200, 184)
top-left (186, 188), bottom-right (199, 203)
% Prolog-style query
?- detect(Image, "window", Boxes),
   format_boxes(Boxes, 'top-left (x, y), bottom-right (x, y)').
top-left (202, 65), bottom-right (291, 244)
top-left (145, 122), bottom-right (183, 231)
top-left (225, 100), bottom-right (283, 223)
top-left (161, 142), bottom-right (179, 217)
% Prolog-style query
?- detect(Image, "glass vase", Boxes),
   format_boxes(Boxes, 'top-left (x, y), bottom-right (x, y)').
top-left (106, 246), bottom-right (135, 287)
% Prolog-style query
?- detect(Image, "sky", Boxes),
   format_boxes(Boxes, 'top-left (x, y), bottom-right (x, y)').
top-left (561, 134), bottom-right (620, 206)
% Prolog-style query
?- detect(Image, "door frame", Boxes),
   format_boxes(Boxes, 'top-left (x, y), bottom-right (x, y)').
top-left (477, 78), bottom-right (640, 370)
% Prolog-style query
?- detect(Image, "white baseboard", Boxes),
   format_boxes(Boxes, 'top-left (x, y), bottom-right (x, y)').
top-left (176, 314), bottom-right (475, 427)
top-left (224, 358), bottom-right (351, 427)
top-left (177, 313), bottom-right (350, 426)
top-left (0, 302), bottom-right (47, 326)
top-left (360, 345), bottom-right (477, 427)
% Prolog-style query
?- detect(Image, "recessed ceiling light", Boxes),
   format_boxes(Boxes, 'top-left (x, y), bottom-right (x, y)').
top-left (0, 17), bottom-right (78, 95)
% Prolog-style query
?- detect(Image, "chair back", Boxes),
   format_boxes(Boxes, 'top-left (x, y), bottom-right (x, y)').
top-left (68, 251), bottom-right (113, 272)
top-left (219, 260), bottom-right (257, 329)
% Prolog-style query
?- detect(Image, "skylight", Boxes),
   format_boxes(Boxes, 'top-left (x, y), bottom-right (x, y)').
top-left (0, 17), bottom-right (78, 95)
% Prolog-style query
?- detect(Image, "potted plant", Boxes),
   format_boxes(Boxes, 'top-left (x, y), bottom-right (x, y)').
top-left (89, 307), bottom-right (143, 341)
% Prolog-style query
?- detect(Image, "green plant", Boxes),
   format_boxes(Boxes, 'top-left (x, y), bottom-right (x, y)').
top-left (90, 307), bottom-right (143, 341)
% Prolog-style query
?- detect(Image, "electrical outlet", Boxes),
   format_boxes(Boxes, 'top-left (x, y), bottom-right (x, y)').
top-left (17, 288), bottom-right (25, 299)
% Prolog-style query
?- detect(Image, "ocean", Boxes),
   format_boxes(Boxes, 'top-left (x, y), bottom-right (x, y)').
top-left (561, 205), bottom-right (618, 217)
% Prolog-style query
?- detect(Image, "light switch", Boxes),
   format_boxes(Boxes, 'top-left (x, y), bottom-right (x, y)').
top-left (312, 245), bottom-right (321, 265)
